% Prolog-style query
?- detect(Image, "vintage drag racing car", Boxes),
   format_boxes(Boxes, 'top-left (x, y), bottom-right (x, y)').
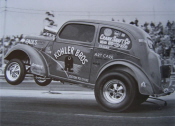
top-left (4, 20), bottom-right (175, 112)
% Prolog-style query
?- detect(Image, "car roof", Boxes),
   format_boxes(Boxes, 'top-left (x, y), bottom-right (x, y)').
top-left (67, 19), bottom-right (150, 39)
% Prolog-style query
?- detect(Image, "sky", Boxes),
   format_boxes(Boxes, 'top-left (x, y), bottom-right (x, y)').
top-left (0, 0), bottom-right (175, 37)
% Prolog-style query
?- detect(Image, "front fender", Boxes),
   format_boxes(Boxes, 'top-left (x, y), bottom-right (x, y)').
top-left (97, 61), bottom-right (155, 95)
top-left (5, 44), bottom-right (48, 76)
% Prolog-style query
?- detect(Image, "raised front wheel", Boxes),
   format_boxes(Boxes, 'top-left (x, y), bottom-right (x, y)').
top-left (5, 59), bottom-right (26, 85)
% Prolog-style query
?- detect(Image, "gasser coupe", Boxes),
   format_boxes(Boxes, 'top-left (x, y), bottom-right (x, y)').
top-left (4, 20), bottom-right (175, 112)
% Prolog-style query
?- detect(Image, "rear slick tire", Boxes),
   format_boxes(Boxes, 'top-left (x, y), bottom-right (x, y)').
top-left (95, 71), bottom-right (137, 112)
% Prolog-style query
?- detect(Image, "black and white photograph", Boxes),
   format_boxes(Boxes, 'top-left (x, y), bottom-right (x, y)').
top-left (0, 0), bottom-right (175, 126)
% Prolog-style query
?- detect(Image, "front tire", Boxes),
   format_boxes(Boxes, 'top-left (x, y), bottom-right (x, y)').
top-left (5, 59), bottom-right (26, 85)
top-left (34, 75), bottom-right (52, 86)
top-left (95, 71), bottom-right (137, 112)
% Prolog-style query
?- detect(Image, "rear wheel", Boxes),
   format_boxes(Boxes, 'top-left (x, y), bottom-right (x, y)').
top-left (95, 71), bottom-right (137, 112)
top-left (5, 59), bottom-right (26, 85)
top-left (34, 75), bottom-right (52, 86)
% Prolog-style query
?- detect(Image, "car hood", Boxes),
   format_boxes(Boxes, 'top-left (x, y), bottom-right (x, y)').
top-left (20, 35), bottom-right (53, 49)
top-left (24, 35), bottom-right (54, 41)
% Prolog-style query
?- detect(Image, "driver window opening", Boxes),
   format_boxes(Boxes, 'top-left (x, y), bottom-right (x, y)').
top-left (59, 24), bottom-right (95, 42)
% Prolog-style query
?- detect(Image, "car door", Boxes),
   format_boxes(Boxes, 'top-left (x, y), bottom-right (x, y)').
top-left (49, 23), bottom-right (97, 83)
top-left (90, 25), bottom-right (133, 83)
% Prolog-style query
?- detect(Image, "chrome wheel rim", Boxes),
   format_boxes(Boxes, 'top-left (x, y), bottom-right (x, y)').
top-left (6, 62), bottom-right (21, 81)
top-left (103, 79), bottom-right (126, 104)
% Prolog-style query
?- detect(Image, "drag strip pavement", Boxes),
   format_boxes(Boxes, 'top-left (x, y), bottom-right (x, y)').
top-left (0, 89), bottom-right (94, 99)
top-left (1, 89), bottom-right (175, 126)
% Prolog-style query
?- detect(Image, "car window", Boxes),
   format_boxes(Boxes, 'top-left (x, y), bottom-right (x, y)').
top-left (99, 27), bottom-right (132, 50)
top-left (59, 24), bottom-right (95, 42)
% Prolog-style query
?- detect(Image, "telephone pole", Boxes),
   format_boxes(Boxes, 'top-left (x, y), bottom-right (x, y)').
top-left (2, 0), bottom-right (7, 69)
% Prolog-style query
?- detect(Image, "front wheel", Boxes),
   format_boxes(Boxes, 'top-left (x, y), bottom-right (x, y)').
top-left (95, 71), bottom-right (137, 112)
top-left (5, 59), bottom-right (26, 85)
top-left (34, 75), bottom-right (52, 86)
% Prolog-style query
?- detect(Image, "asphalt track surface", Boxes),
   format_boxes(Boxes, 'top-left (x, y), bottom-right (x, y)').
top-left (0, 81), bottom-right (175, 126)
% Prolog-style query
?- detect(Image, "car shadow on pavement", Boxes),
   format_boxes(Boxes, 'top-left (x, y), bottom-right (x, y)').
top-left (3, 96), bottom-right (174, 115)
top-left (23, 97), bottom-right (174, 114)
top-left (129, 99), bottom-right (175, 113)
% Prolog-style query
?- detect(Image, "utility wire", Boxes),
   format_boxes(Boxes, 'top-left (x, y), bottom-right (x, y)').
top-left (6, 10), bottom-right (175, 16)
top-left (7, 7), bottom-right (48, 12)
top-left (1, 6), bottom-right (174, 17)
top-left (6, 6), bottom-right (175, 13)
top-left (7, 10), bottom-right (44, 15)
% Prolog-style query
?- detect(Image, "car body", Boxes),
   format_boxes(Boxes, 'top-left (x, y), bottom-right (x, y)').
top-left (4, 20), bottom-right (175, 112)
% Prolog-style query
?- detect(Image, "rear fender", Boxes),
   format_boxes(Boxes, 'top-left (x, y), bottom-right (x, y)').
top-left (4, 44), bottom-right (48, 76)
top-left (97, 61), bottom-right (154, 95)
